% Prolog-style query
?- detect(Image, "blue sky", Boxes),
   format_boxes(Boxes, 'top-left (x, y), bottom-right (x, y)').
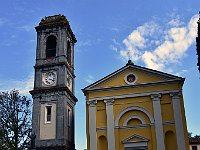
top-left (0, 0), bottom-right (200, 149)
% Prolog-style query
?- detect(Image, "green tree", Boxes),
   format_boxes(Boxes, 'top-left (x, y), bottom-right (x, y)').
top-left (0, 90), bottom-right (31, 150)
top-left (188, 132), bottom-right (192, 138)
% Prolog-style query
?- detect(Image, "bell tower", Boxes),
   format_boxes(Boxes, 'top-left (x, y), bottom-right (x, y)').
top-left (30, 15), bottom-right (78, 150)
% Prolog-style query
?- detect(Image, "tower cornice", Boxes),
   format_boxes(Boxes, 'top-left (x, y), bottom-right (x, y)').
top-left (35, 14), bottom-right (77, 43)
top-left (30, 86), bottom-right (78, 102)
top-left (34, 62), bottom-right (75, 77)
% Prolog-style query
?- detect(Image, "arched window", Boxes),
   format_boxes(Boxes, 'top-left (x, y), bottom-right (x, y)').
top-left (127, 118), bottom-right (142, 126)
top-left (46, 35), bottom-right (57, 58)
top-left (67, 41), bottom-right (71, 65)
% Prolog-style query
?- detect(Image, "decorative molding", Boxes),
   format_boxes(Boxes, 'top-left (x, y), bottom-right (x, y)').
top-left (88, 90), bottom-right (180, 101)
top-left (83, 79), bottom-right (183, 94)
top-left (104, 99), bottom-right (114, 106)
top-left (124, 73), bottom-right (138, 85)
top-left (115, 106), bottom-right (154, 126)
top-left (87, 100), bottom-right (97, 107)
top-left (122, 134), bottom-right (148, 149)
top-left (96, 127), bottom-right (107, 131)
top-left (170, 92), bottom-right (181, 98)
top-left (83, 61), bottom-right (183, 92)
top-left (123, 115), bottom-right (146, 126)
top-left (115, 124), bottom-right (151, 129)
top-left (150, 94), bottom-right (161, 101)
top-left (122, 134), bottom-right (149, 144)
top-left (163, 121), bottom-right (175, 126)
top-left (96, 124), bottom-right (151, 131)
top-left (30, 86), bottom-right (78, 102)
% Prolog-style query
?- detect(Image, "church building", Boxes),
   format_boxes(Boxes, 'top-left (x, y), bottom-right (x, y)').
top-left (83, 60), bottom-right (189, 150)
top-left (30, 15), bottom-right (77, 150)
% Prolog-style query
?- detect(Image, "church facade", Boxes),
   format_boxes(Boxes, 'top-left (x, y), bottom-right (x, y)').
top-left (83, 60), bottom-right (189, 150)
top-left (30, 15), bottom-right (77, 150)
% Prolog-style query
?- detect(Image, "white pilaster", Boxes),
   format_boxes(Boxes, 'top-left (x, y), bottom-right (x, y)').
top-left (151, 94), bottom-right (165, 150)
top-left (87, 100), bottom-right (97, 150)
top-left (170, 92), bottom-right (186, 150)
top-left (104, 99), bottom-right (116, 150)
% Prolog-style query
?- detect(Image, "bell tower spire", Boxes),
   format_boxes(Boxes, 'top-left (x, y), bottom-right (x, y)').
top-left (30, 14), bottom-right (77, 150)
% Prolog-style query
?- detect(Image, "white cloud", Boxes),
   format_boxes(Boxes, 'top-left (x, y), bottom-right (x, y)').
top-left (85, 75), bottom-right (94, 84)
top-left (175, 69), bottom-right (189, 76)
top-left (119, 22), bottom-right (160, 62)
top-left (109, 27), bottom-right (120, 32)
top-left (76, 39), bottom-right (102, 52)
top-left (117, 14), bottom-right (198, 72)
top-left (167, 15), bottom-right (184, 27)
top-left (77, 40), bottom-right (92, 47)
top-left (110, 44), bottom-right (118, 52)
top-left (110, 39), bottom-right (122, 52)
top-left (0, 73), bottom-right (34, 95)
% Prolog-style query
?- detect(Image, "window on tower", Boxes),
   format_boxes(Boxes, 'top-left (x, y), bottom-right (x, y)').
top-left (67, 41), bottom-right (71, 65)
top-left (192, 146), bottom-right (197, 150)
top-left (46, 35), bottom-right (57, 58)
top-left (68, 109), bottom-right (71, 127)
top-left (45, 106), bottom-right (52, 123)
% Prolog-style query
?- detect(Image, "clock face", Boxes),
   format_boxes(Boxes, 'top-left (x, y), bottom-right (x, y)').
top-left (42, 71), bottom-right (57, 86)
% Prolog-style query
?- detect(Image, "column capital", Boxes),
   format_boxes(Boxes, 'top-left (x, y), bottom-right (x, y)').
top-left (170, 92), bottom-right (181, 98)
top-left (87, 100), bottom-right (97, 107)
top-left (151, 94), bottom-right (161, 101)
top-left (104, 99), bottom-right (114, 106)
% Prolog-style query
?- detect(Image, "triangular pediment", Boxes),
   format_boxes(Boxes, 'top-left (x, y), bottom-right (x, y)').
top-left (83, 61), bottom-right (184, 92)
top-left (122, 134), bottom-right (148, 144)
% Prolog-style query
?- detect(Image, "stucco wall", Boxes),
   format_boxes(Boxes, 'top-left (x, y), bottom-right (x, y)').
top-left (40, 103), bottom-right (56, 140)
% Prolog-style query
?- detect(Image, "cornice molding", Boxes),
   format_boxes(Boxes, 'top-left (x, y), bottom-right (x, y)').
top-left (88, 89), bottom-right (180, 101)
top-left (83, 79), bottom-right (182, 93)
top-left (83, 61), bottom-right (184, 94)
top-left (30, 86), bottom-right (78, 102)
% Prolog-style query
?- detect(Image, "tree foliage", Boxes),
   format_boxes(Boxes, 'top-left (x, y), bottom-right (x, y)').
top-left (0, 90), bottom-right (32, 150)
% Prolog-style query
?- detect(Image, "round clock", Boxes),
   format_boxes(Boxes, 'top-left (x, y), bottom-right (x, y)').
top-left (42, 71), bottom-right (57, 86)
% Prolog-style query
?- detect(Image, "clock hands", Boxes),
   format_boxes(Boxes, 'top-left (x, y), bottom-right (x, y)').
top-left (44, 72), bottom-right (56, 85)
